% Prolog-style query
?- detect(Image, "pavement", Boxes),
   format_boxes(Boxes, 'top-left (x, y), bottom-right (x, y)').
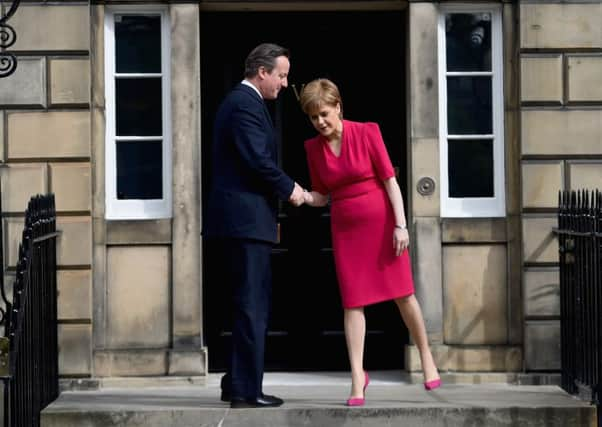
top-left (41, 371), bottom-right (597, 427)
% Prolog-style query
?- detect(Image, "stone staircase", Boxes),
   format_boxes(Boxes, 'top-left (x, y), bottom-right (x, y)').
top-left (40, 372), bottom-right (597, 427)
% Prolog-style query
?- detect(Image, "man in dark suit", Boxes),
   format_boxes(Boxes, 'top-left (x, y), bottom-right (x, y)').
top-left (203, 43), bottom-right (304, 409)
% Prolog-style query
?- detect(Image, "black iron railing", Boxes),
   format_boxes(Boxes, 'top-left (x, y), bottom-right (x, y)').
top-left (0, 194), bottom-right (59, 426)
top-left (557, 189), bottom-right (601, 424)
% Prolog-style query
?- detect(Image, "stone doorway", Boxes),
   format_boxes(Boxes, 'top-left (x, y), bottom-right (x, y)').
top-left (200, 8), bottom-right (409, 372)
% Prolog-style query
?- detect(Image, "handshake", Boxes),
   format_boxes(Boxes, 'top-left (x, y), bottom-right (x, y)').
top-left (289, 182), bottom-right (313, 207)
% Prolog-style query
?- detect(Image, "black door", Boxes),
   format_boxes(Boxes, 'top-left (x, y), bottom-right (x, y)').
top-left (201, 10), bottom-right (408, 372)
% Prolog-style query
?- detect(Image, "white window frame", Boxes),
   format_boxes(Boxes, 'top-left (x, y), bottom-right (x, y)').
top-left (104, 6), bottom-right (172, 220)
top-left (438, 4), bottom-right (505, 217)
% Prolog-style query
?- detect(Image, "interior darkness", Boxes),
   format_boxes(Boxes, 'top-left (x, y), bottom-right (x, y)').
top-left (201, 10), bottom-right (409, 372)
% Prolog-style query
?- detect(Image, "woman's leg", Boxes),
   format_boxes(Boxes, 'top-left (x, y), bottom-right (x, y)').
top-left (344, 307), bottom-right (367, 398)
top-left (394, 295), bottom-right (440, 382)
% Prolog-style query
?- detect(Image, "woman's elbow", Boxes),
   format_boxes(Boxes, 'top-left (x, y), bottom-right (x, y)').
top-left (383, 176), bottom-right (398, 189)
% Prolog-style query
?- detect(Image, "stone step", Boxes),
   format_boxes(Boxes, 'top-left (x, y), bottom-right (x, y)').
top-left (41, 372), bottom-right (597, 427)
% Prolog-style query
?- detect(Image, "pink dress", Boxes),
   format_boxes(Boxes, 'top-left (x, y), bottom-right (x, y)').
top-left (304, 120), bottom-right (415, 308)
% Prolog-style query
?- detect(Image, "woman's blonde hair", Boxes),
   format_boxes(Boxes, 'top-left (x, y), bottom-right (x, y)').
top-left (299, 78), bottom-right (343, 117)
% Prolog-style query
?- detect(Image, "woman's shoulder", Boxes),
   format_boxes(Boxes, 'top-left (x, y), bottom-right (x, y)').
top-left (344, 121), bottom-right (381, 145)
top-left (345, 120), bottom-right (380, 134)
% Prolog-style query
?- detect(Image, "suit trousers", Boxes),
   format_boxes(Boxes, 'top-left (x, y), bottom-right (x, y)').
top-left (218, 238), bottom-right (273, 399)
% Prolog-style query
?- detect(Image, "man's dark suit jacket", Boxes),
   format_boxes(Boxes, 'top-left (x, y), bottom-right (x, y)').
top-left (203, 83), bottom-right (295, 244)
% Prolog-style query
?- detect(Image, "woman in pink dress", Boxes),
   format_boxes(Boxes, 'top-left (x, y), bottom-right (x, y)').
top-left (299, 78), bottom-right (441, 406)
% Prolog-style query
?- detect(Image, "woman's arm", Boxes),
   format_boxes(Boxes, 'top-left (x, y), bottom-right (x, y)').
top-left (303, 190), bottom-right (329, 207)
top-left (383, 176), bottom-right (409, 256)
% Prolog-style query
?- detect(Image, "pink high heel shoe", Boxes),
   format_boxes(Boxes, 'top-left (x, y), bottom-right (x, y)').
top-left (424, 378), bottom-right (442, 391)
top-left (346, 371), bottom-right (370, 406)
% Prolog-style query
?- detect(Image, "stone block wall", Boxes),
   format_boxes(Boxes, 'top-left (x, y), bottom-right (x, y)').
top-left (6, 0), bottom-right (600, 380)
top-left (519, 2), bottom-right (602, 371)
top-left (0, 3), bottom-right (92, 377)
top-left (406, 2), bottom-right (523, 373)
top-left (89, 3), bottom-right (204, 378)
top-left (1, 2), bottom-right (205, 381)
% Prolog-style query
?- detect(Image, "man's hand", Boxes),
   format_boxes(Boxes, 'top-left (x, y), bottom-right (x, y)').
top-left (289, 182), bottom-right (305, 207)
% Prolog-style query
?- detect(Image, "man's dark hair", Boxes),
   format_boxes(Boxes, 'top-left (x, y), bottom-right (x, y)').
top-left (244, 43), bottom-right (290, 78)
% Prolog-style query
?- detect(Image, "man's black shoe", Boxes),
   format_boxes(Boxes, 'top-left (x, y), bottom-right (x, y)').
top-left (221, 391), bottom-right (280, 403)
top-left (230, 394), bottom-right (284, 408)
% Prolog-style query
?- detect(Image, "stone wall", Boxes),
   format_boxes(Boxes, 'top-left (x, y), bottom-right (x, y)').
top-left (519, 2), bottom-right (602, 370)
top-left (0, 2), bottom-right (205, 381)
top-left (5, 0), bottom-right (600, 380)
top-left (405, 2), bottom-right (522, 373)
top-left (89, 3), bottom-right (204, 378)
top-left (0, 2), bottom-right (93, 377)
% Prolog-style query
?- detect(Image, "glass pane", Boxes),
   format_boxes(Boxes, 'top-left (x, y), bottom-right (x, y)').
top-left (115, 15), bottom-right (161, 73)
top-left (116, 140), bottom-right (163, 200)
top-left (445, 13), bottom-right (491, 72)
top-left (448, 139), bottom-right (493, 198)
top-left (116, 78), bottom-right (162, 136)
top-left (447, 76), bottom-right (492, 134)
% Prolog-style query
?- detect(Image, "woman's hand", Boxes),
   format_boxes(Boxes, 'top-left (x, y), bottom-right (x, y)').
top-left (303, 190), bottom-right (329, 207)
top-left (303, 190), bottom-right (314, 204)
top-left (393, 227), bottom-right (409, 256)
